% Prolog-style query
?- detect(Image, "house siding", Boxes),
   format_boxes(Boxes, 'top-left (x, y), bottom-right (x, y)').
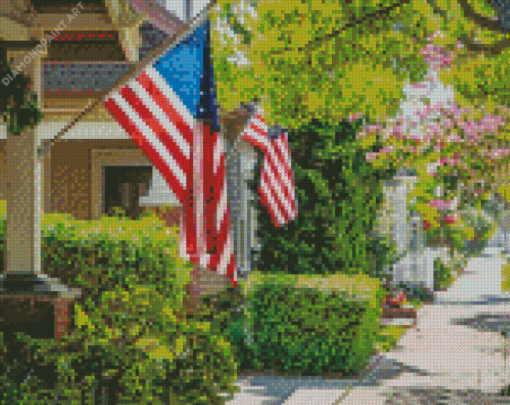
top-left (50, 139), bottom-right (142, 219)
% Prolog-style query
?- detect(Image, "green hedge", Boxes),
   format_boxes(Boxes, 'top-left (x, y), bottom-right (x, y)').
top-left (241, 272), bottom-right (384, 376)
top-left (249, 119), bottom-right (396, 277)
top-left (0, 205), bottom-right (239, 404)
top-left (39, 212), bottom-right (190, 313)
top-left (433, 258), bottom-right (452, 291)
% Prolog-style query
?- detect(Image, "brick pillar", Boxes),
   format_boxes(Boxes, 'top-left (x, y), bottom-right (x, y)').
top-left (0, 292), bottom-right (77, 344)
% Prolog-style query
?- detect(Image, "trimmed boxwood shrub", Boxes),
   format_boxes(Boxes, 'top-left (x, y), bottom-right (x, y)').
top-left (0, 205), bottom-right (239, 404)
top-left (243, 272), bottom-right (384, 376)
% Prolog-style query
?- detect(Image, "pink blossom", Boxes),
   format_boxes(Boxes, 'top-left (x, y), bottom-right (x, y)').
top-left (430, 200), bottom-right (451, 208)
top-left (441, 55), bottom-right (451, 67)
top-left (488, 149), bottom-right (510, 159)
top-left (392, 125), bottom-right (404, 134)
top-left (429, 124), bottom-right (441, 133)
top-left (380, 148), bottom-right (392, 153)
top-left (367, 125), bottom-right (383, 132)
top-left (366, 152), bottom-right (378, 161)
top-left (443, 216), bottom-right (456, 224)
top-left (348, 113), bottom-right (363, 122)
top-left (446, 135), bottom-right (461, 142)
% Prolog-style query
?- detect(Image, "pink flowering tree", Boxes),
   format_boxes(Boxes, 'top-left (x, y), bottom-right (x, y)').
top-left (358, 101), bottom-right (510, 252)
top-left (353, 33), bottom-right (510, 254)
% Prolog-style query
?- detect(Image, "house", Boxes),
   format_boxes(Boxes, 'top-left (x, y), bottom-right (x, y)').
top-left (0, 0), bottom-right (186, 223)
top-left (379, 67), bottom-right (456, 291)
top-left (0, 0), bottom-right (260, 286)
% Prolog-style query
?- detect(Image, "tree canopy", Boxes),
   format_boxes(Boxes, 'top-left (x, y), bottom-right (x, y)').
top-left (212, 0), bottom-right (510, 132)
top-left (212, 0), bottom-right (510, 206)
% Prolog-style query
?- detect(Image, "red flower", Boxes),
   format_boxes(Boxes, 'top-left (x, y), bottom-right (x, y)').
top-left (423, 220), bottom-right (431, 231)
top-left (443, 216), bottom-right (456, 225)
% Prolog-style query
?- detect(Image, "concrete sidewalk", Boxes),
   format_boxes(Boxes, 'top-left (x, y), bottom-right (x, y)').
top-left (341, 246), bottom-right (510, 405)
top-left (228, 247), bottom-right (510, 405)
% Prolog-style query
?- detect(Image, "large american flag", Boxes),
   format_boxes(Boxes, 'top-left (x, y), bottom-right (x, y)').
top-left (242, 107), bottom-right (298, 227)
top-left (103, 15), bottom-right (236, 286)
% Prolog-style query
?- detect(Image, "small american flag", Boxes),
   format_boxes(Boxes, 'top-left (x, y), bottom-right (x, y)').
top-left (242, 107), bottom-right (298, 227)
top-left (103, 14), bottom-right (236, 286)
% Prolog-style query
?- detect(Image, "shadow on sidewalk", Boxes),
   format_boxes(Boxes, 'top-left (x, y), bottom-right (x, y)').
top-left (360, 356), bottom-right (434, 386)
top-left (435, 296), bottom-right (510, 306)
top-left (383, 386), bottom-right (510, 405)
top-left (233, 355), bottom-right (436, 404)
top-left (452, 313), bottom-right (510, 334)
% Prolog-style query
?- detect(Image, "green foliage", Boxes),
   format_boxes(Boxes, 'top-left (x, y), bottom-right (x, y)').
top-left (0, 51), bottom-right (41, 135)
top-left (0, 208), bottom-right (239, 404)
top-left (108, 206), bottom-right (129, 218)
top-left (212, 0), bottom-right (433, 129)
top-left (433, 258), bottom-right (452, 290)
top-left (243, 272), bottom-right (384, 376)
top-left (502, 262), bottom-right (510, 292)
top-left (32, 211), bottom-right (191, 312)
top-left (213, 0), bottom-right (510, 137)
top-left (461, 207), bottom-right (496, 254)
top-left (376, 325), bottom-right (409, 353)
top-left (250, 119), bottom-right (395, 276)
top-left (6, 97), bottom-right (41, 136)
top-left (193, 283), bottom-right (257, 372)
top-left (367, 234), bottom-right (399, 282)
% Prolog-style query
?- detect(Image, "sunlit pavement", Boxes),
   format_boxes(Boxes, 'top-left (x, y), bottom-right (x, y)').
top-left (341, 244), bottom-right (510, 405)
top-left (228, 243), bottom-right (510, 404)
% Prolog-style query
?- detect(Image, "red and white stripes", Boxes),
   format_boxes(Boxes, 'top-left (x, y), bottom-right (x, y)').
top-left (104, 64), bottom-right (237, 286)
top-left (104, 65), bottom-right (193, 206)
top-left (242, 107), bottom-right (298, 227)
top-left (208, 134), bottom-right (236, 285)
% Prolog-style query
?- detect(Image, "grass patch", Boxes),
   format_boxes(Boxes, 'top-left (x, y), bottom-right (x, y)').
top-left (376, 325), bottom-right (409, 353)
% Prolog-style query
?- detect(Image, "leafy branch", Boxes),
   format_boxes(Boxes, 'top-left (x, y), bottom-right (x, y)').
top-left (264, 0), bottom-right (413, 57)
